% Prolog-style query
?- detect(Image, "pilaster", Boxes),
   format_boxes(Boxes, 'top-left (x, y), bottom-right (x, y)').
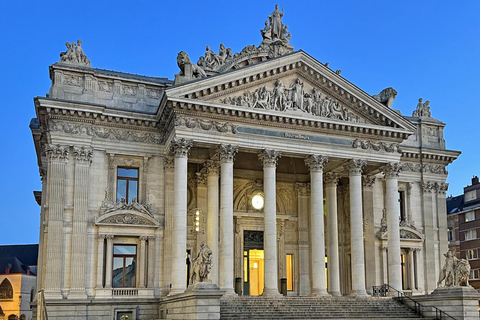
top-left (294, 182), bottom-right (311, 296)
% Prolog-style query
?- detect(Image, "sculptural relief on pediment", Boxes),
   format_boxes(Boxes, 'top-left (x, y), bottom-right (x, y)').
top-left (96, 198), bottom-right (161, 227)
top-left (218, 77), bottom-right (365, 123)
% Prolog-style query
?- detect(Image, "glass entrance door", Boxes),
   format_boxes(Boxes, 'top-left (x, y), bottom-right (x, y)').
top-left (243, 230), bottom-right (264, 296)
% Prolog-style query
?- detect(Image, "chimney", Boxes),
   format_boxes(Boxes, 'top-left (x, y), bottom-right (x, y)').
top-left (473, 176), bottom-right (479, 185)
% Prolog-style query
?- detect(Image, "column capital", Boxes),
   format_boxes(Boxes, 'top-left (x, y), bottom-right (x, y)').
top-left (383, 162), bottom-right (402, 179)
top-left (421, 181), bottom-right (435, 194)
top-left (294, 182), bottom-right (310, 196)
top-left (164, 156), bottom-right (174, 170)
top-left (105, 235), bottom-right (114, 240)
top-left (218, 144), bottom-right (238, 163)
top-left (196, 170), bottom-right (207, 186)
top-left (362, 175), bottom-right (376, 189)
top-left (73, 146), bottom-right (93, 164)
top-left (324, 172), bottom-right (340, 186)
top-left (139, 236), bottom-right (148, 241)
top-left (305, 155), bottom-right (328, 172)
top-left (45, 144), bottom-right (69, 162)
top-left (204, 159), bottom-right (220, 175)
top-left (258, 149), bottom-right (281, 168)
top-left (436, 182), bottom-right (449, 195)
top-left (344, 159), bottom-right (366, 176)
top-left (98, 234), bottom-right (106, 240)
top-left (170, 138), bottom-right (192, 158)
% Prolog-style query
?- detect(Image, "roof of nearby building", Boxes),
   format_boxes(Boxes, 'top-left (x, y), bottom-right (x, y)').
top-left (447, 194), bottom-right (464, 215)
top-left (0, 244), bottom-right (38, 266)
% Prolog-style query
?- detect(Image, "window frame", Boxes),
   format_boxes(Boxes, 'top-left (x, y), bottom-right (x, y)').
top-left (0, 279), bottom-right (14, 300)
top-left (465, 211), bottom-right (475, 223)
top-left (465, 229), bottom-right (477, 241)
top-left (467, 249), bottom-right (478, 260)
top-left (112, 244), bottom-right (137, 288)
top-left (116, 167), bottom-right (139, 203)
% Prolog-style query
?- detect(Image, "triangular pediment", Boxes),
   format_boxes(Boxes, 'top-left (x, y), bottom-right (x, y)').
top-left (163, 51), bottom-right (416, 133)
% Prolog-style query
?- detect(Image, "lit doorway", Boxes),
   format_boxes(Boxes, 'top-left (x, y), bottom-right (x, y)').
top-left (243, 231), bottom-right (264, 296)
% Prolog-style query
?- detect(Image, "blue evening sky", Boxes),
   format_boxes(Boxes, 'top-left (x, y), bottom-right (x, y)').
top-left (0, 1), bottom-right (479, 245)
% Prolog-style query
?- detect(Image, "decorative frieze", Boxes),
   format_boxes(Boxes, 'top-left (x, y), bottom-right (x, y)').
top-left (305, 155), bottom-right (328, 172)
top-left (49, 121), bottom-right (163, 144)
top-left (258, 149), bottom-right (282, 168)
top-left (175, 116), bottom-right (238, 134)
top-left (344, 159), bottom-right (366, 176)
top-left (170, 138), bottom-right (193, 158)
top-left (352, 139), bottom-right (401, 153)
top-left (102, 214), bottom-right (153, 226)
top-left (218, 144), bottom-right (238, 163)
top-left (383, 162), bottom-right (401, 179)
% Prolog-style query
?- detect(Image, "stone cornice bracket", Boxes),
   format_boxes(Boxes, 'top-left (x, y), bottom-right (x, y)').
top-left (294, 182), bottom-right (310, 196)
top-left (45, 144), bottom-right (69, 162)
top-left (383, 162), bottom-right (402, 179)
top-left (218, 144), bottom-right (239, 163)
top-left (305, 155), bottom-right (329, 172)
top-left (204, 159), bottom-right (220, 175)
top-left (170, 138), bottom-right (193, 158)
top-left (344, 159), bottom-right (366, 176)
top-left (258, 149), bottom-right (281, 168)
top-left (421, 181), bottom-right (436, 194)
top-left (362, 175), bottom-right (376, 189)
top-left (436, 182), bottom-right (449, 195)
top-left (73, 146), bottom-right (93, 164)
top-left (324, 172), bottom-right (340, 186)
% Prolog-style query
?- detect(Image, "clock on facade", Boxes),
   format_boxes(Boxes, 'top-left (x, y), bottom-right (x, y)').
top-left (251, 194), bottom-right (264, 210)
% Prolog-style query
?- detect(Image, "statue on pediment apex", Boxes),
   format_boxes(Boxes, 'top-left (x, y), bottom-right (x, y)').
top-left (261, 4), bottom-right (291, 45)
top-left (175, 51), bottom-right (207, 85)
top-left (412, 98), bottom-right (432, 117)
top-left (372, 87), bottom-right (397, 108)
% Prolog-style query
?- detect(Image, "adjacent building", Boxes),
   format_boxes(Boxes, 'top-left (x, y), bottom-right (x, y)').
top-left (29, 6), bottom-right (459, 319)
top-left (0, 245), bottom-right (38, 320)
top-left (447, 176), bottom-right (480, 290)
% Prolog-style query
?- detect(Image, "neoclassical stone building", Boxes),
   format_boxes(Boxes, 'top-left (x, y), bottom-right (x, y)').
top-left (30, 7), bottom-right (459, 319)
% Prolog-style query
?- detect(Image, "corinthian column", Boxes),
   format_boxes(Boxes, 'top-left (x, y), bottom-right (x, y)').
top-left (205, 159), bottom-right (220, 286)
top-left (384, 162), bottom-right (402, 292)
top-left (324, 172), bottom-right (341, 296)
top-left (344, 159), bottom-right (368, 296)
top-left (305, 155), bottom-right (329, 296)
top-left (219, 145), bottom-right (238, 295)
top-left (259, 150), bottom-right (282, 296)
top-left (169, 138), bottom-right (192, 296)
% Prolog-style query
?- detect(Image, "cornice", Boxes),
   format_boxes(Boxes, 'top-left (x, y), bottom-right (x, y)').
top-left (164, 97), bottom-right (411, 142)
top-left (400, 146), bottom-right (460, 164)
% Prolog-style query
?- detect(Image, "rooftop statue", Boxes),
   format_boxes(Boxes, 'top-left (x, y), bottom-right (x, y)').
top-left (372, 87), bottom-right (397, 108)
top-left (174, 51), bottom-right (207, 85)
top-left (412, 98), bottom-right (432, 117)
top-left (59, 40), bottom-right (91, 67)
top-left (437, 250), bottom-right (471, 288)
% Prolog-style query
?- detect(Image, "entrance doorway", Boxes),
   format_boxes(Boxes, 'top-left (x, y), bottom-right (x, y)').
top-left (243, 231), bottom-right (264, 296)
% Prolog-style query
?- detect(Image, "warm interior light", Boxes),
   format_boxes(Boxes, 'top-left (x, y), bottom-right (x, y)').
top-left (252, 194), bottom-right (264, 210)
top-left (195, 227), bottom-right (199, 232)
top-left (195, 216), bottom-right (199, 221)
top-left (195, 221), bottom-right (199, 226)
top-left (254, 262), bottom-right (258, 269)
top-left (195, 210), bottom-right (199, 215)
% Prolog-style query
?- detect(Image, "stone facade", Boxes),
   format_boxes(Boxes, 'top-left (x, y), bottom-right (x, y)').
top-left (30, 6), bottom-right (460, 320)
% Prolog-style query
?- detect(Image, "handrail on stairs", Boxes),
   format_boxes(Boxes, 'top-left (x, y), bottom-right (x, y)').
top-left (372, 284), bottom-right (456, 320)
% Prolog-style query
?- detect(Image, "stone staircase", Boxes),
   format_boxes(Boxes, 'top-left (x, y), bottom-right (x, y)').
top-left (220, 296), bottom-right (426, 319)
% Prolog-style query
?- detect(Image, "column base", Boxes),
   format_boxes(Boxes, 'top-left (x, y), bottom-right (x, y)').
top-left (262, 288), bottom-right (282, 297)
top-left (329, 291), bottom-right (342, 297)
top-left (168, 288), bottom-right (186, 296)
top-left (221, 287), bottom-right (237, 296)
top-left (350, 289), bottom-right (369, 297)
top-left (310, 289), bottom-right (330, 297)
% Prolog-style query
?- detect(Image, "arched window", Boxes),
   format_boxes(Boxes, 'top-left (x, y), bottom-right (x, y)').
top-left (8, 315), bottom-right (17, 320)
top-left (30, 288), bottom-right (35, 302)
top-left (19, 315), bottom-right (26, 320)
top-left (0, 279), bottom-right (13, 299)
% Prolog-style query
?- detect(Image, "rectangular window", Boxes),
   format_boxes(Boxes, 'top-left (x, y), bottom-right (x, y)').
top-left (398, 191), bottom-right (406, 221)
top-left (465, 211), bottom-right (475, 222)
top-left (286, 254), bottom-right (294, 291)
top-left (465, 190), bottom-right (477, 202)
top-left (448, 229), bottom-right (453, 241)
top-left (469, 269), bottom-right (479, 280)
top-left (465, 229), bottom-right (477, 241)
top-left (117, 168), bottom-right (139, 203)
top-left (116, 311), bottom-right (133, 320)
top-left (113, 245), bottom-right (137, 288)
top-left (467, 249), bottom-right (478, 260)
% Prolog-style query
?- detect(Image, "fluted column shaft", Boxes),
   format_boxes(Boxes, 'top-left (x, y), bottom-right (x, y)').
top-left (385, 163), bottom-right (402, 292)
top-left (325, 173), bottom-right (341, 296)
top-left (206, 160), bottom-right (220, 285)
top-left (105, 235), bottom-right (114, 288)
top-left (306, 155), bottom-right (329, 296)
top-left (259, 150), bottom-right (282, 296)
top-left (219, 145), bottom-right (238, 295)
top-left (346, 160), bottom-right (368, 296)
top-left (169, 139), bottom-right (192, 295)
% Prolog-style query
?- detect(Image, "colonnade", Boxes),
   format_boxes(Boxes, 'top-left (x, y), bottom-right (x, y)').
top-left (168, 138), bottom-right (402, 296)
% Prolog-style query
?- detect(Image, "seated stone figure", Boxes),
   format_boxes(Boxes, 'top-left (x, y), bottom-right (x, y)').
top-left (174, 51), bottom-right (207, 85)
